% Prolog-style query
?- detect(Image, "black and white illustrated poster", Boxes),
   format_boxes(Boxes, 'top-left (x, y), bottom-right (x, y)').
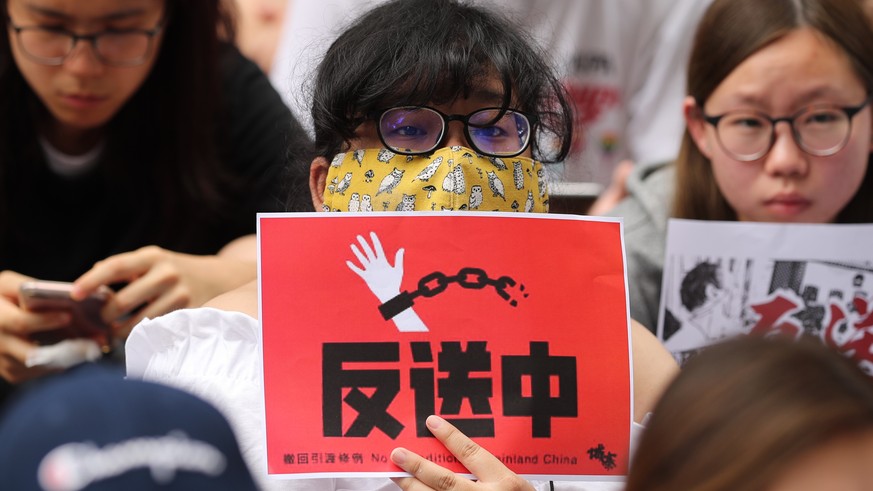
top-left (658, 219), bottom-right (873, 374)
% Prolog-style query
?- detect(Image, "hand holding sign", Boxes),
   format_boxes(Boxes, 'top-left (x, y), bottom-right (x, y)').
top-left (346, 231), bottom-right (429, 332)
top-left (391, 415), bottom-right (535, 491)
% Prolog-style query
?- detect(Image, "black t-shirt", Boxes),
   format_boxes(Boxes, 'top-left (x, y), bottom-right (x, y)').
top-left (0, 47), bottom-right (310, 407)
top-left (1, 47), bottom-right (308, 281)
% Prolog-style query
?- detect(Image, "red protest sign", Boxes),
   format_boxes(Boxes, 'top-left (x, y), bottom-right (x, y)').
top-left (259, 213), bottom-right (631, 480)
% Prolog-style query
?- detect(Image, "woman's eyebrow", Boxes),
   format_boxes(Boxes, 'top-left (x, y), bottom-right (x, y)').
top-left (24, 4), bottom-right (68, 19)
top-left (97, 9), bottom-right (149, 22)
top-left (25, 4), bottom-right (148, 22)
top-left (721, 86), bottom-right (851, 109)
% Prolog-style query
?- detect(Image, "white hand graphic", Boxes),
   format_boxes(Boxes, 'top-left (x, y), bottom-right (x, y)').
top-left (346, 232), bottom-right (428, 332)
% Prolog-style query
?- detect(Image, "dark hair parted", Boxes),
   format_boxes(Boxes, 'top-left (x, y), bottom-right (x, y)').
top-left (310, 0), bottom-right (573, 163)
top-left (673, 0), bottom-right (873, 223)
top-left (0, 0), bottom-right (250, 250)
top-left (626, 336), bottom-right (873, 491)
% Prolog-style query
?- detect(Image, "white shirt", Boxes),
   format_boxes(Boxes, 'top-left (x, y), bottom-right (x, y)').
top-left (504, 0), bottom-right (713, 183)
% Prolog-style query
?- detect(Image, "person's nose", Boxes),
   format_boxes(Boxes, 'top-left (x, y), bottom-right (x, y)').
top-left (762, 121), bottom-right (809, 178)
top-left (442, 120), bottom-right (471, 149)
top-left (63, 39), bottom-right (105, 77)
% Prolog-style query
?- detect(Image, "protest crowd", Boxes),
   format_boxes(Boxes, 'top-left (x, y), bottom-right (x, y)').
top-left (1, 0), bottom-right (873, 490)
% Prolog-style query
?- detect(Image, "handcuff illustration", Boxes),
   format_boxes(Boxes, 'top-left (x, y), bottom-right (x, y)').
top-left (346, 232), bottom-right (528, 332)
top-left (378, 267), bottom-right (527, 320)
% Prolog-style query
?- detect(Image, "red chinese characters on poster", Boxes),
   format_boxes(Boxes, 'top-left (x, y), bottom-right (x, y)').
top-left (259, 213), bottom-right (631, 480)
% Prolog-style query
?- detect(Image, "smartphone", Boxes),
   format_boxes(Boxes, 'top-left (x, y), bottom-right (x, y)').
top-left (19, 280), bottom-right (113, 351)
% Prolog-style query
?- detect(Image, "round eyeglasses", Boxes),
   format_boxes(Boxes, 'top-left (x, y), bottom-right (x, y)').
top-left (701, 95), bottom-right (873, 162)
top-left (375, 106), bottom-right (534, 158)
top-left (6, 18), bottom-right (165, 67)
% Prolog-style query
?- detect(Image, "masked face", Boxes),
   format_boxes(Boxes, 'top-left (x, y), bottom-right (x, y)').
top-left (321, 146), bottom-right (549, 213)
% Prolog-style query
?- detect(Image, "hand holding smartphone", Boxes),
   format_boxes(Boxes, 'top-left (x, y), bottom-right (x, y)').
top-left (19, 280), bottom-right (114, 351)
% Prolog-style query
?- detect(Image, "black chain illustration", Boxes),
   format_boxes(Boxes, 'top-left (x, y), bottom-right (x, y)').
top-left (378, 267), bottom-right (527, 320)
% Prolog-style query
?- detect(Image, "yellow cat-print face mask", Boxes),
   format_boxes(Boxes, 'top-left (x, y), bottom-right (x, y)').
top-left (322, 146), bottom-right (549, 213)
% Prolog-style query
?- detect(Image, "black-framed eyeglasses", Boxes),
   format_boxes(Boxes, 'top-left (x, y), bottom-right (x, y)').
top-left (6, 17), bottom-right (165, 67)
top-left (373, 106), bottom-right (535, 158)
top-left (701, 94), bottom-right (873, 162)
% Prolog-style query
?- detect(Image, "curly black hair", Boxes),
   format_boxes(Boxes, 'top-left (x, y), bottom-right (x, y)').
top-left (310, 0), bottom-right (573, 163)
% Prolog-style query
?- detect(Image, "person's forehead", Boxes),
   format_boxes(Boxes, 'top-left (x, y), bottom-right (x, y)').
top-left (453, 74), bottom-right (512, 104)
top-left (12, 0), bottom-right (164, 20)
top-left (465, 81), bottom-right (509, 106)
top-left (389, 71), bottom-right (513, 107)
top-left (706, 28), bottom-right (866, 110)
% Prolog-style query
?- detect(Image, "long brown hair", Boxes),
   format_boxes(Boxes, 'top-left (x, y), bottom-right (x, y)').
top-left (672, 0), bottom-right (873, 222)
top-left (625, 336), bottom-right (873, 491)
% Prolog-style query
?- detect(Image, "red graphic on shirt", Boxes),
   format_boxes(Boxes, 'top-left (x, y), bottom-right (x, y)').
top-left (565, 83), bottom-right (621, 154)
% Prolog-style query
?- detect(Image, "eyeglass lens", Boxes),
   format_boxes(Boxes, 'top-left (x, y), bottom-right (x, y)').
top-left (716, 107), bottom-right (852, 160)
top-left (17, 29), bottom-right (152, 64)
top-left (379, 107), bottom-right (530, 156)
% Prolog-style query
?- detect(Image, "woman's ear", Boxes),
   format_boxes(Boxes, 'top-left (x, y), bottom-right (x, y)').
top-left (684, 96), bottom-right (713, 160)
top-left (310, 157), bottom-right (330, 211)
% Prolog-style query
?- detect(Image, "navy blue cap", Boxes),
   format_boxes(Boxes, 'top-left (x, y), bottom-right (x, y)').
top-left (0, 364), bottom-right (258, 490)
